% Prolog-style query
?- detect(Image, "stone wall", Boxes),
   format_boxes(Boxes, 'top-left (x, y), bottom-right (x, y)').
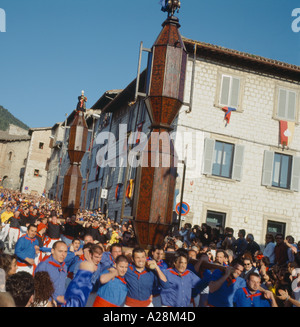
top-left (173, 57), bottom-right (300, 245)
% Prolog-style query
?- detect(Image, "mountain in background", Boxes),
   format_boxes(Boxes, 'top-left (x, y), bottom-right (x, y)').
top-left (0, 105), bottom-right (30, 131)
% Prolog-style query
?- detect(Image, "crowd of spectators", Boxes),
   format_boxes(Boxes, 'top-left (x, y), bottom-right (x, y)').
top-left (0, 188), bottom-right (300, 308)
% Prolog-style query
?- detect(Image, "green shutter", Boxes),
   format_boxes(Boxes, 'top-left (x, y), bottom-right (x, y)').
top-left (232, 144), bottom-right (245, 181)
top-left (203, 138), bottom-right (215, 175)
top-left (291, 156), bottom-right (300, 192)
top-left (262, 150), bottom-right (274, 186)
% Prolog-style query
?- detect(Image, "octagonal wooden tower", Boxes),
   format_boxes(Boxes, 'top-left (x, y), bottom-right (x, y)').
top-left (61, 111), bottom-right (88, 218)
top-left (132, 14), bottom-right (187, 248)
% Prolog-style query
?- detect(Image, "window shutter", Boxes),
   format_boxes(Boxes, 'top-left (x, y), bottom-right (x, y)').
top-left (278, 89), bottom-right (287, 119)
top-left (220, 76), bottom-right (230, 106)
top-left (262, 150), bottom-right (274, 186)
top-left (287, 91), bottom-right (296, 121)
top-left (291, 156), bottom-right (300, 192)
top-left (230, 77), bottom-right (240, 108)
top-left (117, 157), bottom-right (125, 184)
top-left (232, 144), bottom-right (244, 181)
top-left (203, 138), bottom-right (215, 175)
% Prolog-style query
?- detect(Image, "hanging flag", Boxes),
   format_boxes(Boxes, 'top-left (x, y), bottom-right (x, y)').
top-left (222, 106), bottom-right (236, 125)
top-left (126, 179), bottom-right (134, 200)
top-left (115, 183), bottom-right (121, 202)
top-left (280, 120), bottom-right (295, 147)
top-left (136, 123), bottom-right (143, 144)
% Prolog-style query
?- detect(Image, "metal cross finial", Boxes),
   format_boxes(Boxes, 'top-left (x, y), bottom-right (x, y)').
top-left (161, 0), bottom-right (181, 17)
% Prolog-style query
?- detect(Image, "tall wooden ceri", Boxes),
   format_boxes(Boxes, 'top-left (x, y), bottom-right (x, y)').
top-left (61, 110), bottom-right (88, 218)
top-left (132, 7), bottom-right (188, 249)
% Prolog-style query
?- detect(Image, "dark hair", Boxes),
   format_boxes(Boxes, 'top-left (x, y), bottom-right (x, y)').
top-left (122, 231), bottom-right (131, 237)
top-left (84, 234), bottom-right (94, 241)
top-left (0, 253), bottom-right (17, 278)
top-left (72, 238), bottom-right (81, 244)
top-left (27, 224), bottom-right (37, 231)
top-left (115, 254), bottom-right (129, 265)
top-left (265, 233), bottom-right (275, 242)
top-left (90, 244), bottom-right (103, 255)
top-left (111, 243), bottom-right (122, 251)
top-left (246, 272), bottom-right (261, 281)
top-left (173, 249), bottom-right (189, 264)
top-left (148, 245), bottom-right (164, 257)
top-left (261, 256), bottom-right (270, 266)
top-left (231, 258), bottom-right (244, 268)
top-left (6, 272), bottom-right (34, 307)
top-left (83, 243), bottom-right (93, 251)
top-left (32, 271), bottom-right (54, 307)
top-left (132, 248), bottom-right (146, 258)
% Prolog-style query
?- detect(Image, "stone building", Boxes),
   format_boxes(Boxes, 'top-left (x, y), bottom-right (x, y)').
top-left (81, 37), bottom-right (300, 245)
top-left (46, 90), bottom-right (121, 206)
top-left (173, 38), bottom-right (300, 244)
top-left (45, 121), bottom-right (66, 200)
top-left (0, 124), bottom-right (30, 190)
top-left (22, 127), bottom-right (52, 195)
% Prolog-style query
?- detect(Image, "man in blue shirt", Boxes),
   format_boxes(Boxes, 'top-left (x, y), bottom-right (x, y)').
top-left (147, 245), bottom-right (168, 307)
top-left (233, 272), bottom-right (278, 307)
top-left (208, 258), bottom-right (246, 307)
top-left (124, 247), bottom-right (169, 307)
top-left (15, 224), bottom-right (40, 275)
top-left (93, 254), bottom-right (129, 307)
top-left (100, 243), bottom-right (122, 271)
top-left (35, 240), bottom-right (68, 305)
top-left (160, 250), bottom-right (202, 307)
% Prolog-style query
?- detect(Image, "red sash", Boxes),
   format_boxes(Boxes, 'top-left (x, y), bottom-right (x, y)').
top-left (129, 265), bottom-right (148, 280)
top-left (116, 276), bottom-right (127, 285)
top-left (125, 296), bottom-right (151, 307)
top-left (93, 296), bottom-right (118, 307)
top-left (17, 261), bottom-right (36, 274)
top-left (24, 236), bottom-right (37, 244)
top-left (168, 268), bottom-right (190, 278)
top-left (242, 288), bottom-right (262, 301)
top-left (48, 261), bottom-right (66, 273)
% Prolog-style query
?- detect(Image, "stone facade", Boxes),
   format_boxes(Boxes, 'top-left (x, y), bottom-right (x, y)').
top-left (171, 38), bottom-right (300, 245)
top-left (22, 127), bottom-right (52, 195)
top-left (0, 124), bottom-right (30, 190)
top-left (45, 121), bottom-right (66, 200)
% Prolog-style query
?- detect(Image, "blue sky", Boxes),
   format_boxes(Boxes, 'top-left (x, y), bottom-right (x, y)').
top-left (0, 0), bottom-right (299, 128)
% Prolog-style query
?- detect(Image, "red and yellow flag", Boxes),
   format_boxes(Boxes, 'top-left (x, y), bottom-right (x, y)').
top-left (279, 121), bottom-right (295, 147)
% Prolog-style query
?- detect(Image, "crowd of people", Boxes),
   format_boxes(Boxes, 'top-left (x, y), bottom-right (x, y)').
top-left (0, 188), bottom-right (300, 308)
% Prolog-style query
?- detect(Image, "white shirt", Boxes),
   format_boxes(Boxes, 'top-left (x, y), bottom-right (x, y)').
top-left (263, 242), bottom-right (276, 264)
